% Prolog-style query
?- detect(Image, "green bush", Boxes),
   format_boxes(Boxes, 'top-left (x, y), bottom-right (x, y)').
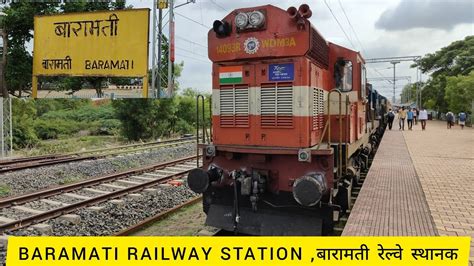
top-left (34, 119), bottom-right (85, 139)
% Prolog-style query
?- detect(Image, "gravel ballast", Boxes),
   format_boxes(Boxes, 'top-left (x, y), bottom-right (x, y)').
top-left (0, 143), bottom-right (195, 198)
top-left (1, 185), bottom-right (198, 265)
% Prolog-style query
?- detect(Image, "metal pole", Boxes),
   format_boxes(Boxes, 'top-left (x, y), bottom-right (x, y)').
top-left (390, 61), bottom-right (400, 103)
top-left (8, 97), bottom-right (11, 156)
top-left (0, 29), bottom-right (7, 98)
top-left (419, 72), bottom-right (422, 108)
top-left (0, 98), bottom-right (4, 158)
top-left (168, 0), bottom-right (174, 97)
top-left (415, 67), bottom-right (419, 108)
top-left (152, 0), bottom-right (157, 98)
top-left (393, 64), bottom-right (396, 103)
top-left (157, 8), bottom-right (162, 98)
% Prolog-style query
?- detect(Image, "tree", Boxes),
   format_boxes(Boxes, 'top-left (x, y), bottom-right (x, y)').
top-left (400, 82), bottom-right (423, 104)
top-left (3, 2), bottom-right (59, 96)
top-left (413, 35), bottom-right (474, 112)
top-left (414, 36), bottom-right (474, 78)
top-left (11, 99), bottom-right (38, 148)
top-left (445, 71), bottom-right (474, 114)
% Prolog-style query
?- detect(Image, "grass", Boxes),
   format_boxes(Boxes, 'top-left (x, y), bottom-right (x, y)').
top-left (17, 135), bottom-right (125, 156)
top-left (131, 201), bottom-right (208, 236)
top-left (58, 175), bottom-right (84, 185)
top-left (0, 184), bottom-right (11, 197)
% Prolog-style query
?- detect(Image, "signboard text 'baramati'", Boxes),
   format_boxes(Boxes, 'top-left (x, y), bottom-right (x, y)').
top-left (33, 9), bottom-right (150, 77)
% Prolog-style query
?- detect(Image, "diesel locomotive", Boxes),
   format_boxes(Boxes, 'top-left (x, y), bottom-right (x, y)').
top-left (187, 4), bottom-right (388, 235)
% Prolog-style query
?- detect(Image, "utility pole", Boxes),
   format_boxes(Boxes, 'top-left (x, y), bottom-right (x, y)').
top-left (151, 0), bottom-right (157, 98)
top-left (168, 0), bottom-right (174, 98)
top-left (157, 9), bottom-right (163, 98)
top-left (0, 98), bottom-right (12, 158)
top-left (0, 11), bottom-right (7, 98)
top-left (390, 61), bottom-right (400, 103)
top-left (152, 0), bottom-right (194, 98)
top-left (0, 11), bottom-right (12, 158)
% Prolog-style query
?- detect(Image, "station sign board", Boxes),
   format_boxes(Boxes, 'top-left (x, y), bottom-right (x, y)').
top-left (32, 9), bottom-right (150, 97)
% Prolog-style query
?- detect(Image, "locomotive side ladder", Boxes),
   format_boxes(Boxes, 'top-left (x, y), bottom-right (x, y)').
top-left (196, 95), bottom-right (212, 167)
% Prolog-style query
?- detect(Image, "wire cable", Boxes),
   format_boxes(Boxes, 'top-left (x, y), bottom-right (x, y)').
top-left (176, 45), bottom-right (208, 58)
top-left (175, 52), bottom-right (209, 63)
top-left (176, 35), bottom-right (208, 48)
top-left (175, 12), bottom-right (209, 30)
top-left (323, 0), bottom-right (357, 50)
top-left (337, 0), bottom-right (368, 56)
top-left (209, 0), bottom-right (228, 12)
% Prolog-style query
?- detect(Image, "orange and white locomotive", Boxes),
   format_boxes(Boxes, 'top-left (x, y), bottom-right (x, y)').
top-left (188, 4), bottom-right (387, 235)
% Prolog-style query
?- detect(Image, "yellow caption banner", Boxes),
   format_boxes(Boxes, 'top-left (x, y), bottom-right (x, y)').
top-left (6, 236), bottom-right (471, 266)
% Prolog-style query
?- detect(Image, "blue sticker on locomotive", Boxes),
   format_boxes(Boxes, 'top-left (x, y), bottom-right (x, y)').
top-left (269, 63), bottom-right (294, 81)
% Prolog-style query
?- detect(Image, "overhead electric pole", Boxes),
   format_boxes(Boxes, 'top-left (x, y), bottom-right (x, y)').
top-left (390, 61), bottom-right (400, 103)
top-left (168, 0), bottom-right (174, 98)
top-left (152, 0), bottom-right (195, 98)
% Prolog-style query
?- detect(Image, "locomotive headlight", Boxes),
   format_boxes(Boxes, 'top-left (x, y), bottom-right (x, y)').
top-left (249, 11), bottom-right (265, 27)
top-left (235, 12), bottom-right (249, 29)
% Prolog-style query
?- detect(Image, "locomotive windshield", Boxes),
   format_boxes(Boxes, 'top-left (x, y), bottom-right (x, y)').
top-left (334, 59), bottom-right (353, 92)
top-left (361, 65), bottom-right (367, 98)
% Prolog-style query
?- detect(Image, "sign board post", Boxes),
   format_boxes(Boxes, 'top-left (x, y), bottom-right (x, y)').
top-left (32, 9), bottom-right (150, 98)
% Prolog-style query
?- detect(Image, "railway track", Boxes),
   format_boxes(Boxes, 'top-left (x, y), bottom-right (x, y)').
top-left (0, 137), bottom-right (194, 174)
top-left (333, 159), bottom-right (372, 235)
top-left (0, 156), bottom-right (199, 234)
top-left (114, 196), bottom-right (202, 236)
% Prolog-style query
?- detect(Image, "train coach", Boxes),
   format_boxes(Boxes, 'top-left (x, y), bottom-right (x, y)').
top-left (187, 4), bottom-right (388, 235)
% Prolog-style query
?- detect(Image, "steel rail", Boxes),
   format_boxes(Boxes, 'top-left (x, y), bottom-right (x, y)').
top-left (0, 138), bottom-right (193, 173)
top-left (0, 155), bottom-right (100, 173)
top-left (114, 196), bottom-right (202, 236)
top-left (0, 155), bottom-right (197, 208)
top-left (0, 165), bottom-right (195, 234)
top-left (0, 154), bottom-right (69, 166)
top-left (64, 137), bottom-right (194, 157)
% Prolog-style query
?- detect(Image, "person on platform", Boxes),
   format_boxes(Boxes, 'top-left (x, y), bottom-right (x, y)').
top-left (407, 109), bottom-right (414, 130)
top-left (398, 107), bottom-right (407, 130)
top-left (413, 108), bottom-right (418, 125)
top-left (419, 107), bottom-right (428, 130)
top-left (387, 109), bottom-right (395, 130)
top-left (446, 111), bottom-right (454, 129)
top-left (458, 111), bottom-right (467, 130)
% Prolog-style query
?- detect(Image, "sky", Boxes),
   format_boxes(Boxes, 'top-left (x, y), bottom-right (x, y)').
top-left (9, 0), bottom-right (474, 100)
top-left (128, 0), bottom-right (472, 100)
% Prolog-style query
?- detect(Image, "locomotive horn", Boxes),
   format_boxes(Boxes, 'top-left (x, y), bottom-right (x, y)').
top-left (298, 4), bottom-right (312, 19)
top-left (287, 6), bottom-right (299, 20)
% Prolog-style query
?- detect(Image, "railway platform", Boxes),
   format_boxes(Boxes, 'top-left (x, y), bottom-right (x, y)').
top-left (342, 120), bottom-right (473, 265)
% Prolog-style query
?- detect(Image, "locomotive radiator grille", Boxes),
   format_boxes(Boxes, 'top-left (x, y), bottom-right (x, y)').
top-left (219, 85), bottom-right (250, 127)
top-left (308, 27), bottom-right (329, 69)
top-left (261, 83), bottom-right (293, 128)
top-left (312, 88), bottom-right (325, 130)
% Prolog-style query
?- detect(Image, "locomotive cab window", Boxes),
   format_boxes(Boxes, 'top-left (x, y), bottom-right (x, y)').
top-left (334, 59), bottom-right (353, 92)
top-left (361, 64), bottom-right (367, 99)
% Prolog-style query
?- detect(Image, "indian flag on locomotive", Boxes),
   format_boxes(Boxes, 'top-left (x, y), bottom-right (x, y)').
top-left (219, 66), bottom-right (243, 84)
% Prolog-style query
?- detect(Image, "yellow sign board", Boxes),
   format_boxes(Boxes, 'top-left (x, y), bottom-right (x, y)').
top-left (32, 9), bottom-right (150, 97)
